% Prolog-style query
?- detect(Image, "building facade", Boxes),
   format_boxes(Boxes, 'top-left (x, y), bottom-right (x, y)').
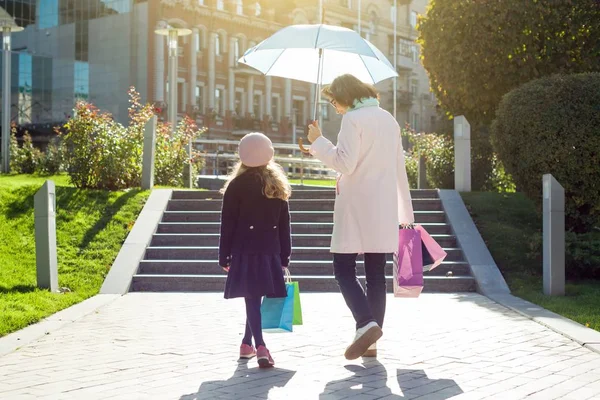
top-left (0, 0), bottom-right (438, 144)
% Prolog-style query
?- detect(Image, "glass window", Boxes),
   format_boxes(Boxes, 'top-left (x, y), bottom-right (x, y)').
top-left (411, 79), bottom-right (419, 96)
top-left (198, 0), bottom-right (205, 5)
top-left (215, 89), bottom-right (223, 115)
top-left (253, 94), bottom-right (261, 117)
top-left (196, 85), bottom-right (203, 112)
top-left (195, 31), bottom-right (201, 52)
top-left (410, 11), bottom-right (418, 28)
top-left (411, 45), bottom-right (419, 63)
top-left (390, 5), bottom-right (396, 23)
top-left (271, 96), bottom-right (279, 121)
top-left (216, 0), bottom-right (225, 11)
top-left (236, 0), bottom-right (244, 15)
top-left (38, 0), bottom-right (59, 29)
top-left (255, 2), bottom-right (261, 16)
top-left (412, 113), bottom-right (419, 131)
top-left (233, 39), bottom-right (239, 66)
top-left (74, 61), bottom-right (89, 101)
top-left (17, 53), bottom-right (33, 124)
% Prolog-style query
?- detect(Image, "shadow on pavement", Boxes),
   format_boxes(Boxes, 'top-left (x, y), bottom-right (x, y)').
top-left (180, 359), bottom-right (296, 400)
top-left (319, 359), bottom-right (463, 399)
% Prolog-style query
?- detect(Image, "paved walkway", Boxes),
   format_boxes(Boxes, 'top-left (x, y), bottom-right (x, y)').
top-left (1, 293), bottom-right (600, 400)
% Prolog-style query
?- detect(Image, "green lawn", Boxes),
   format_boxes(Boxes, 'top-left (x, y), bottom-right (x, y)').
top-left (0, 174), bottom-right (149, 336)
top-left (462, 192), bottom-right (600, 332)
top-left (290, 179), bottom-right (336, 187)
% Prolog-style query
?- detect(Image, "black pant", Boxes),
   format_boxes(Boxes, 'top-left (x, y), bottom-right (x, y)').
top-left (242, 296), bottom-right (265, 347)
top-left (333, 253), bottom-right (387, 330)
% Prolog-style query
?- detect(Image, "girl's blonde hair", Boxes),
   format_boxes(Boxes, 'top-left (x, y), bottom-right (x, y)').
top-left (220, 160), bottom-right (292, 201)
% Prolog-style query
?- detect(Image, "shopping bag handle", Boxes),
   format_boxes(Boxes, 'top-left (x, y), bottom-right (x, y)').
top-left (283, 267), bottom-right (292, 283)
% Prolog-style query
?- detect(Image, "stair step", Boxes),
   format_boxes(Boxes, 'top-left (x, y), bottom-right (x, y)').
top-left (166, 198), bottom-right (443, 212)
top-left (138, 260), bottom-right (471, 277)
top-left (130, 274), bottom-right (476, 293)
top-left (156, 222), bottom-right (453, 235)
top-left (171, 189), bottom-right (440, 200)
top-left (161, 210), bottom-right (447, 223)
top-left (149, 233), bottom-right (458, 248)
top-left (143, 247), bottom-right (464, 262)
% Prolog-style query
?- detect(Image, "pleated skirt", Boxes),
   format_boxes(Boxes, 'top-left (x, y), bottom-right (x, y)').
top-left (224, 254), bottom-right (287, 299)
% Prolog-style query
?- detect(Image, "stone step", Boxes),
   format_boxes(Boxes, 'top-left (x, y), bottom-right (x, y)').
top-left (150, 233), bottom-right (458, 248)
top-left (130, 274), bottom-right (477, 293)
top-left (156, 222), bottom-right (453, 235)
top-left (138, 260), bottom-right (471, 277)
top-left (143, 247), bottom-right (464, 262)
top-left (171, 189), bottom-right (440, 200)
top-left (161, 210), bottom-right (447, 223)
top-left (166, 198), bottom-right (443, 212)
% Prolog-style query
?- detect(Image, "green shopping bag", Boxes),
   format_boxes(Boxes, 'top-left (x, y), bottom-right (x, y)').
top-left (284, 268), bottom-right (303, 326)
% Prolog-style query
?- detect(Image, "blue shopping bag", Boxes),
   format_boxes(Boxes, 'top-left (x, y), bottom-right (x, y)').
top-left (261, 283), bottom-right (295, 333)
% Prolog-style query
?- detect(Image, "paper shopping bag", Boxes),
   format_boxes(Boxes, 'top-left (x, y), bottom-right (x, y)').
top-left (415, 225), bottom-right (447, 272)
top-left (393, 227), bottom-right (424, 298)
top-left (261, 283), bottom-right (294, 332)
top-left (290, 281), bottom-right (303, 325)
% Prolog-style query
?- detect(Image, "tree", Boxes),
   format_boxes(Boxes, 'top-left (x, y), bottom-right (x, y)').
top-left (418, 0), bottom-right (600, 124)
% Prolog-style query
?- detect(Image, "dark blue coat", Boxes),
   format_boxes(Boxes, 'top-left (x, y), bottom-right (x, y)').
top-left (218, 170), bottom-right (292, 267)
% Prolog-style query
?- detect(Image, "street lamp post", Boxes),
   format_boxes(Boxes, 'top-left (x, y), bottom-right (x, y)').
top-left (0, 8), bottom-right (23, 174)
top-left (154, 24), bottom-right (192, 186)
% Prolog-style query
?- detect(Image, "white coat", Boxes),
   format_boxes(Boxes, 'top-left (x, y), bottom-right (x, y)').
top-left (310, 106), bottom-right (415, 254)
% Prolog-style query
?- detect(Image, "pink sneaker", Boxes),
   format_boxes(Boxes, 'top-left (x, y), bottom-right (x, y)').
top-left (256, 345), bottom-right (274, 368)
top-left (239, 344), bottom-right (256, 359)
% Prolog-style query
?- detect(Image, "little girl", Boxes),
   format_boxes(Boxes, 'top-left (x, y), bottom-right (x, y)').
top-left (219, 132), bottom-right (292, 369)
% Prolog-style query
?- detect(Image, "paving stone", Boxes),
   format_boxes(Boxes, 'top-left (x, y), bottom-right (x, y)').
top-left (1, 293), bottom-right (600, 400)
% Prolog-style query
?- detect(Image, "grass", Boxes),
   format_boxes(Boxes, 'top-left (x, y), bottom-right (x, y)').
top-left (290, 179), bottom-right (336, 187)
top-left (0, 174), bottom-right (149, 336)
top-left (462, 192), bottom-right (600, 332)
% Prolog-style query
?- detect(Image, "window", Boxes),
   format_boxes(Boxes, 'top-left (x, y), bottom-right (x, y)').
top-left (321, 103), bottom-right (329, 121)
top-left (412, 113), bottom-right (419, 131)
top-left (233, 39), bottom-right (240, 66)
top-left (215, 35), bottom-right (221, 56)
top-left (236, 0), bottom-right (244, 15)
top-left (198, 0), bottom-right (205, 5)
top-left (253, 94), bottom-right (262, 117)
top-left (196, 85), bottom-right (204, 113)
top-left (271, 96), bottom-right (279, 121)
top-left (255, 2), bottom-right (261, 17)
top-left (342, 0), bottom-right (352, 9)
top-left (38, 0), bottom-right (59, 29)
top-left (411, 79), bottom-right (419, 96)
top-left (216, 0), bottom-right (225, 11)
top-left (390, 5), bottom-right (396, 23)
top-left (410, 11), bottom-right (418, 28)
top-left (235, 92), bottom-right (243, 115)
top-left (215, 89), bottom-right (223, 116)
top-left (195, 31), bottom-right (202, 52)
top-left (411, 45), bottom-right (419, 63)
top-left (293, 100), bottom-right (304, 125)
top-left (74, 61), bottom-right (89, 101)
top-left (17, 53), bottom-right (32, 124)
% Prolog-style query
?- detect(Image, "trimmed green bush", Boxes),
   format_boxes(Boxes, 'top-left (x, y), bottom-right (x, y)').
top-left (491, 73), bottom-right (600, 232)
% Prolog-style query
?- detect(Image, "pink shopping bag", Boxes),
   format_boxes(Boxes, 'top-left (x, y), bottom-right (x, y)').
top-left (415, 225), bottom-right (448, 272)
top-left (393, 228), bottom-right (423, 298)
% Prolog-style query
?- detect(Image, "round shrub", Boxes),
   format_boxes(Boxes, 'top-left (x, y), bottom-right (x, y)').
top-left (491, 73), bottom-right (600, 232)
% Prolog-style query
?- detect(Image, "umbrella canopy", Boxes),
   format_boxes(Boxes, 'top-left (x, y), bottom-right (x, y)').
top-left (239, 24), bottom-right (397, 85)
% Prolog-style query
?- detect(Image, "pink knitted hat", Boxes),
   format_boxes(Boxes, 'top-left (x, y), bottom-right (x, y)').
top-left (238, 132), bottom-right (274, 167)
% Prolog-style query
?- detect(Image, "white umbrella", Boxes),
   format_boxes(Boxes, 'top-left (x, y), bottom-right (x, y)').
top-left (239, 24), bottom-right (398, 121)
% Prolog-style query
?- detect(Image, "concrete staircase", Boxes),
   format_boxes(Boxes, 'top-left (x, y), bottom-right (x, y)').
top-left (130, 189), bottom-right (477, 292)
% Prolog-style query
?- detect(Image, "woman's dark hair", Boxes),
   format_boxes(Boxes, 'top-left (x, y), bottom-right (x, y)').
top-left (321, 74), bottom-right (379, 109)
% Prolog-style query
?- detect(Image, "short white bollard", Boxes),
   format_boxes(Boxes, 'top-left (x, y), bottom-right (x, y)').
top-left (34, 180), bottom-right (58, 292)
top-left (543, 174), bottom-right (565, 296)
top-left (454, 115), bottom-right (471, 192)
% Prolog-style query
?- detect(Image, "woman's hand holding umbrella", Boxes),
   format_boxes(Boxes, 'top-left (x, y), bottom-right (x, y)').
top-left (308, 121), bottom-right (323, 143)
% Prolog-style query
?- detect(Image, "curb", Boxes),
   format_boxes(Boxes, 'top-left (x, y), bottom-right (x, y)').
top-left (0, 294), bottom-right (120, 357)
top-left (100, 189), bottom-right (172, 294)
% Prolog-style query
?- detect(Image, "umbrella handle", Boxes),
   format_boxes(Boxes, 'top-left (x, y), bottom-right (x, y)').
top-left (298, 138), bottom-right (310, 154)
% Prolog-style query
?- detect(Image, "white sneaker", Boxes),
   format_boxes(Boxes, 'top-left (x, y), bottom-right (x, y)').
top-left (363, 342), bottom-right (377, 358)
top-left (344, 321), bottom-right (383, 360)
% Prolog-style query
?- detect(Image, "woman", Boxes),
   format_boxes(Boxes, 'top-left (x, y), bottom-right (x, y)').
top-left (307, 74), bottom-right (414, 360)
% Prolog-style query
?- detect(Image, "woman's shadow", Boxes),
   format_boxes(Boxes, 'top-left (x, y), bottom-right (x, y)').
top-left (319, 360), bottom-right (462, 399)
top-left (180, 359), bottom-right (296, 400)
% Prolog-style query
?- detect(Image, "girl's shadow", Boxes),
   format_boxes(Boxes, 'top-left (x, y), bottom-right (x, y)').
top-left (180, 359), bottom-right (296, 400)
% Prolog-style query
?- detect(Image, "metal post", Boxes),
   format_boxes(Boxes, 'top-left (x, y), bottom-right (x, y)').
top-left (418, 154), bottom-right (427, 189)
top-left (1, 27), bottom-right (11, 173)
top-left (142, 116), bottom-right (157, 190)
top-left (543, 174), bottom-right (565, 296)
top-left (34, 180), bottom-right (58, 292)
top-left (168, 29), bottom-right (178, 135)
top-left (392, 0), bottom-right (397, 121)
top-left (454, 115), bottom-right (471, 192)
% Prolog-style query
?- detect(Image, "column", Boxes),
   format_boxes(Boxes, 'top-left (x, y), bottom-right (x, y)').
top-left (208, 32), bottom-right (217, 109)
top-left (154, 21), bottom-right (166, 102)
top-left (284, 79), bottom-right (292, 117)
top-left (189, 28), bottom-right (199, 107)
top-left (247, 76), bottom-right (254, 116)
top-left (228, 37), bottom-right (236, 112)
top-left (265, 76), bottom-right (272, 118)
